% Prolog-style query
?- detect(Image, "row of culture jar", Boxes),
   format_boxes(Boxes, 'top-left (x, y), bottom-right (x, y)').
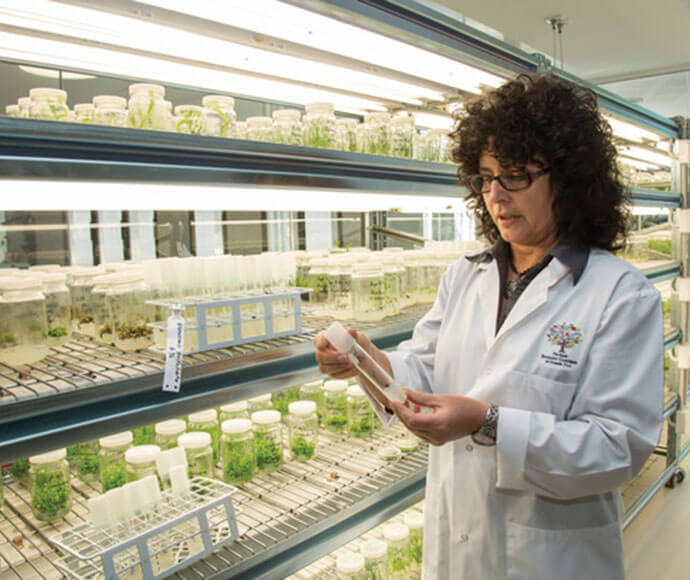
top-left (4, 84), bottom-right (451, 162)
top-left (298, 245), bottom-right (475, 321)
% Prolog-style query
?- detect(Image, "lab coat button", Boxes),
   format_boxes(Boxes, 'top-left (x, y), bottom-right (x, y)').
top-left (465, 444), bottom-right (473, 452)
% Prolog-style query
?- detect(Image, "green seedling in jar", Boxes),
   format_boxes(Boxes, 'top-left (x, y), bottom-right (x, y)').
top-left (364, 562), bottom-right (386, 580)
top-left (255, 432), bottom-right (282, 470)
top-left (222, 441), bottom-right (255, 484)
top-left (32, 470), bottom-right (71, 521)
top-left (98, 323), bottom-right (112, 339)
top-left (272, 386), bottom-right (301, 416)
top-left (10, 458), bottom-right (29, 485)
top-left (409, 530), bottom-right (423, 564)
top-left (0, 331), bottom-right (16, 348)
top-left (47, 326), bottom-right (68, 338)
top-left (75, 454), bottom-right (100, 481)
top-left (117, 324), bottom-right (153, 340)
top-left (133, 425), bottom-right (156, 445)
top-left (101, 462), bottom-right (126, 491)
top-left (325, 414), bottom-right (347, 430)
top-left (349, 415), bottom-right (373, 437)
top-left (290, 432), bottom-right (315, 460)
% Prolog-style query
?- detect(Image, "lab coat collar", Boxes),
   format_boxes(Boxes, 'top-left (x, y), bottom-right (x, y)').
top-left (466, 237), bottom-right (589, 284)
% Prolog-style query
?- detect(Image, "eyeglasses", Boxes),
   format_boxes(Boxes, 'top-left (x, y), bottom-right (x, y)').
top-left (464, 168), bottom-right (550, 194)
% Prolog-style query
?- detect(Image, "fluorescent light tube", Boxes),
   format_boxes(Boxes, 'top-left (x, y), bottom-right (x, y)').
top-left (134, 0), bottom-right (506, 94)
top-left (0, 0), bottom-right (444, 106)
top-left (604, 115), bottom-right (662, 144)
top-left (618, 145), bottom-right (673, 167)
top-left (0, 31), bottom-right (386, 114)
top-left (0, 180), bottom-right (467, 213)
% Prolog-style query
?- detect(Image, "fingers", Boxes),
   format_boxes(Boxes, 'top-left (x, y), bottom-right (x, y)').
top-left (404, 388), bottom-right (441, 408)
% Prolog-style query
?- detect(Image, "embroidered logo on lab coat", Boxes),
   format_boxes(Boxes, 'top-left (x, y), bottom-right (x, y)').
top-left (541, 322), bottom-right (583, 368)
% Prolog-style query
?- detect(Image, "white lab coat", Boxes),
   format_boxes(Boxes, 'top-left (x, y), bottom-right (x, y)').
top-left (385, 248), bottom-right (663, 579)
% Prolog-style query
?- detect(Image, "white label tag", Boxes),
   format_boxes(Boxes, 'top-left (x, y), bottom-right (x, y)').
top-left (162, 308), bottom-right (184, 393)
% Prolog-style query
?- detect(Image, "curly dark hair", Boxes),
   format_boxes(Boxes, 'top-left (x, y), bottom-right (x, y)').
top-left (450, 73), bottom-right (629, 250)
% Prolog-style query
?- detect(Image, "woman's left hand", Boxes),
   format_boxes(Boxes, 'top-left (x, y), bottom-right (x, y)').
top-left (390, 389), bottom-right (490, 446)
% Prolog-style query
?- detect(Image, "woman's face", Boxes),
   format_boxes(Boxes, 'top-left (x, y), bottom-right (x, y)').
top-left (478, 151), bottom-right (558, 250)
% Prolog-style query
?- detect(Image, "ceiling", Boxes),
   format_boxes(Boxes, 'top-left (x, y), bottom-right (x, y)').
top-left (431, 0), bottom-right (690, 119)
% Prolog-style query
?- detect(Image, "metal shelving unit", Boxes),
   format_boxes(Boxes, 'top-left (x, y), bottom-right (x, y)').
top-left (0, 0), bottom-right (686, 577)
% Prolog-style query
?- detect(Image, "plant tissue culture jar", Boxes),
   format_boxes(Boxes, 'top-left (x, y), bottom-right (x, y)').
top-left (70, 266), bottom-right (105, 337)
top-left (128, 83), bottom-right (168, 130)
top-left (202, 95), bottom-right (236, 137)
top-left (251, 410), bottom-right (283, 472)
top-left (29, 448), bottom-right (72, 522)
top-left (187, 409), bottom-right (220, 463)
top-left (287, 401), bottom-right (318, 461)
top-left (107, 272), bottom-right (153, 352)
top-left (220, 418), bottom-right (255, 484)
top-left (99, 431), bottom-right (133, 491)
top-left (41, 272), bottom-right (72, 346)
top-left (347, 385), bottom-right (374, 438)
top-left (178, 432), bottom-right (214, 478)
top-left (0, 277), bottom-right (50, 366)
top-left (29, 88), bottom-right (69, 121)
top-left (302, 102), bottom-right (336, 148)
top-left (351, 263), bottom-right (385, 322)
top-left (323, 380), bottom-right (349, 432)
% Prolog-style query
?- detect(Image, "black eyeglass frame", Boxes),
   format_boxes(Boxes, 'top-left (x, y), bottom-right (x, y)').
top-left (463, 167), bottom-right (551, 194)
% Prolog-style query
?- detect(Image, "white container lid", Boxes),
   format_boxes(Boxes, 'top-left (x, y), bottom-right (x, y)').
top-left (17, 97), bottom-right (31, 107)
top-left (352, 262), bottom-right (382, 275)
top-left (178, 431), bottom-right (212, 450)
top-left (155, 419), bottom-right (186, 436)
top-left (347, 385), bottom-right (366, 398)
top-left (397, 438), bottom-right (419, 452)
top-left (202, 94), bottom-right (235, 108)
top-left (188, 409), bottom-right (217, 423)
top-left (305, 102), bottom-right (334, 115)
top-left (365, 111), bottom-right (391, 123)
top-left (323, 322), bottom-right (355, 354)
top-left (361, 538), bottom-right (387, 559)
top-left (5, 104), bottom-right (19, 114)
top-left (404, 512), bottom-right (424, 530)
top-left (384, 522), bottom-right (410, 542)
top-left (30, 448), bottom-right (66, 464)
top-left (336, 552), bottom-right (364, 574)
top-left (301, 379), bottom-right (323, 390)
top-left (378, 445), bottom-right (402, 461)
top-left (251, 410), bottom-right (282, 425)
top-left (0, 277), bottom-right (44, 291)
top-left (29, 87), bottom-right (67, 101)
top-left (221, 400), bottom-right (248, 413)
top-left (73, 103), bottom-right (94, 113)
top-left (93, 95), bottom-right (127, 109)
top-left (99, 430), bottom-right (133, 449)
top-left (248, 393), bottom-right (272, 404)
top-left (323, 379), bottom-right (348, 393)
top-left (125, 444), bottom-right (161, 464)
top-left (288, 400), bottom-right (317, 416)
top-left (129, 83), bottom-right (165, 98)
top-left (272, 108), bottom-right (301, 121)
top-left (221, 418), bottom-right (253, 434)
top-left (174, 104), bottom-right (203, 115)
top-left (391, 113), bottom-right (415, 126)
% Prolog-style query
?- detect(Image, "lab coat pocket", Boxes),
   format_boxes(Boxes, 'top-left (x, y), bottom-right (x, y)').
top-left (504, 370), bottom-right (577, 419)
top-left (505, 520), bottom-right (623, 580)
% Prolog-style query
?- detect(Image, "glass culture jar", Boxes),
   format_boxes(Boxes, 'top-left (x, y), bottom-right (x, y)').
top-left (323, 379), bottom-right (348, 432)
top-left (251, 410), bottom-right (283, 472)
top-left (107, 272), bottom-right (153, 352)
top-left (331, 255), bottom-right (357, 319)
top-left (419, 128), bottom-right (449, 162)
top-left (128, 83), bottom-right (168, 130)
top-left (248, 393), bottom-right (273, 414)
top-left (202, 95), bottom-right (236, 137)
top-left (220, 400), bottom-right (250, 422)
top-left (29, 448), bottom-right (72, 522)
top-left (336, 552), bottom-right (365, 580)
top-left (133, 424), bottom-right (156, 445)
top-left (41, 272), bottom-right (72, 346)
top-left (73, 103), bottom-right (95, 123)
top-left (125, 444), bottom-right (161, 483)
top-left (384, 523), bottom-right (411, 579)
top-left (90, 273), bottom-right (119, 344)
top-left (246, 116), bottom-right (274, 142)
top-left (93, 95), bottom-right (128, 127)
top-left (418, 251), bottom-right (438, 303)
top-left (302, 102), bottom-right (336, 148)
top-left (220, 418), bottom-right (255, 484)
top-left (70, 266), bottom-right (106, 336)
top-left (304, 257), bottom-right (329, 309)
top-left (29, 88), bottom-right (69, 121)
top-left (364, 112), bottom-right (392, 156)
top-left (72, 440), bottom-right (100, 483)
top-left (178, 432), bottom-right (214, 478)
top-left (272, 109), bottom-right (303, 145)
top-left (391, 114), bottom-right (415, 158)
top-left (187, 409), bottom-right (220, 463)
top-left (11, 458), bottom-right (30, 487)
top-left (347, 385), bottom-right (374, 438)
top-left (361, 539), bottom-right (388, 580)
top-left (155, 419), bottom-right (186, 450)
top-left (335, 118), bottom-right (358, 152)
top-left (380, 255), bottom-right (402, 317)
top-left (351, 262), bottom-right (385, 322)
top-left (232, 120), bottom-right (248, 139)
top-left (174, 105), bottom-right (204, 135)
top-left (405, 511), bottom-right (424, 571)
top-left (18, 97), bottom-right (31, 118)
top-left (287, 401), bottom-right (318, 461)
top-left (5, 104), bottom-right (20, 117)
top-left (99, 431), bottom-right (133, 491)
top-left (299, 379), bottom-right (324, 424)
top-left (0, 277), bottom-right (50, 366)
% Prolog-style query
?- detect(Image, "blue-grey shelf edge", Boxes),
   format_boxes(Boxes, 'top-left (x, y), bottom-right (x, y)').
top-left (0, 319), bottom-right (416, 464)
top-left (641, 261), bottom-right (681, 284)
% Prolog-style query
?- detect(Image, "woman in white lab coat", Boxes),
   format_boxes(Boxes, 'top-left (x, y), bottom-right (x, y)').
top-left (314, 74), bottom-right (663, 579)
